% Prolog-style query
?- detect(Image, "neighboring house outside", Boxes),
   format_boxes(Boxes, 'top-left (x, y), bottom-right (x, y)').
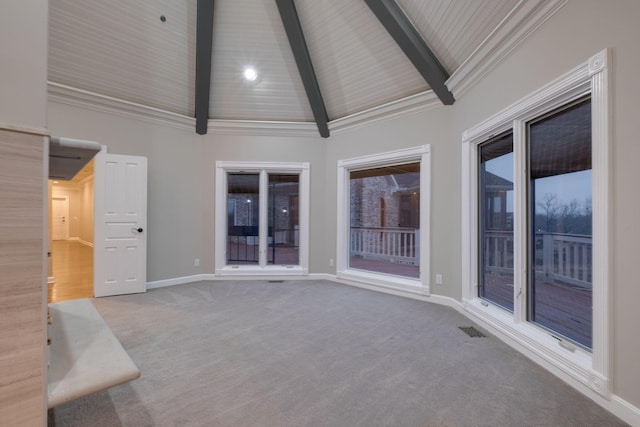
top-left (349, 170), bottom-right (420, 270)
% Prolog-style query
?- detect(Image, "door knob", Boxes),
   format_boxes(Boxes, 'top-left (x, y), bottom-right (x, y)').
top-left (137, 227), bottom-right (144, 233)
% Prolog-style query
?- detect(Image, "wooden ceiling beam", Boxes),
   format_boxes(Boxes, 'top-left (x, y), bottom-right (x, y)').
top-left (365, 0), bottom-right (455, 105)
top-left (276, 0), bottom-right (330, 138)
top-left (195, 0), bottom-right (215, 134)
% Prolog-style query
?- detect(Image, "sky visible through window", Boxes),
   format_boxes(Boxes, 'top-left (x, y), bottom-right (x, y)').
top-left (484, 154), bottom-right (591, 214)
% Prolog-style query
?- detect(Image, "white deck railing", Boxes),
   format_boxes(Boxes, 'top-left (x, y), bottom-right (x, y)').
top-left (537, 232), bottom-right (592, 289)
top-left (484, 230), bottom-right (592, 289)
top-left (483, 230), bottom-right (513, 276)
top-left (350, 227), bottom-right (419, 265)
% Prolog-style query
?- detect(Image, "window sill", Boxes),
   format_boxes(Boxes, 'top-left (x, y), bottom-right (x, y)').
top-left (337, 268), bottom-right (427, 295)
top-left (215, 265), bottom-right (308, 277)
top-left (463, 297), bottom-right (609, 397)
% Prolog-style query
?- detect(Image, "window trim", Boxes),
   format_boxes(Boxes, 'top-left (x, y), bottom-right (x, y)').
top-left (215, 161), bottom-right (310, 276)
top-left (337, 145), bottom-right (431, 294)
top-left (461, 49), bottom-right (611, 397)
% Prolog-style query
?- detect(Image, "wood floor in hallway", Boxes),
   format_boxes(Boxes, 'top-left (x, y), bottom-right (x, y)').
top-left (48, 240), bottom-right (93, 303)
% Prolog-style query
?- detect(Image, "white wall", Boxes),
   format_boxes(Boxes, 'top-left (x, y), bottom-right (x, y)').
top-left (52, 177), bottom-right (94, 243)
top-left (79, 177), bottom-right (94, 243)
top-left (51, 187), bottom-right (80, 238)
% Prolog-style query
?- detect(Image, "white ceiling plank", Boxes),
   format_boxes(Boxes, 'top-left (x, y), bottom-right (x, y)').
top-left (396, 0), bottom-right (519, 72)
top-left (296, 0), bottom-right (427, 120)
top-left (209, 0), bottom-right (314, 122)
top-left (47, 0), bottom-right (555, 129)
top-left (49, 0), bottom-right (196, 116)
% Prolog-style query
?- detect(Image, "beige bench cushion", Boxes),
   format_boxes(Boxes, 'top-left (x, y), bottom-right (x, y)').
top-left (48, 298), bottom-right (140, 408)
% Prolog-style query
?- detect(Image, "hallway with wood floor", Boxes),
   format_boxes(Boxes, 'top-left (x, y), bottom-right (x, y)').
top-left (48, 240), bottom-right (93, 303)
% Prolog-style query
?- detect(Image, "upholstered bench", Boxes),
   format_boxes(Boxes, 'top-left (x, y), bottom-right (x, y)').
top-left (47, 298), bottom-right (140, 408)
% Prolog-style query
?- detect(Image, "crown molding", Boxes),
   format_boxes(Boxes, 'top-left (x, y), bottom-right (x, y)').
top-left (48, 0), bottom-right (567, 141)
top-left (48, 82), bottom-right (321, 138)
top-left (329, 90), bottom-right (441, 135)
top-left (48, 82), bottom-right (195, 131)
top-left (47, 79), bottom-right (444, 139)
top-left (446, 0), bottom-right (568, 99)
top-left (207, 119), bottom-right (318, 138)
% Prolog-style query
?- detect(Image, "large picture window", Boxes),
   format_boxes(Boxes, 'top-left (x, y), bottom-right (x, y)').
top-left (349, 163), bottom-right (420, 279)
top-left (528, 98), bottom-right (592, 349)
top-left (338, 146), bottom-right (430, 293)
top-left (215, 162), bottom-right (309, 276)
top-left (462, 50), bottom-right (611, 397)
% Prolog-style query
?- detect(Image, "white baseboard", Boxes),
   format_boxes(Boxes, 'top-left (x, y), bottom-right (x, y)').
top-left (307, 273), bottom-right (335, 281)
top-left (611, 395), bottom-right (640, 427)
top-left (67, 237), bottom-right (94, 248)
top-left (333, 274), bottom-right (428, 300)
top-left (147, 273), bottom-right (332, 290)
top-left (146, 274), bottom-right (216, 290)
top-left (142, 272), bottom-right (640, 426)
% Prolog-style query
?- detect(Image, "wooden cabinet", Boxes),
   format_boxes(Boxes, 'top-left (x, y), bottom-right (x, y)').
top-left (0, 127), bottom-right (47, 426)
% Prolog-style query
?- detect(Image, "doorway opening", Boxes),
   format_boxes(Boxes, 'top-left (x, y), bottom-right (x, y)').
top-left (48, 160), bottom-right (95, 303)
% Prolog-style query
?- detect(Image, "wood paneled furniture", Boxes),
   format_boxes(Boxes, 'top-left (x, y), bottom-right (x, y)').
top-left (0, 127), bottom-right (48, 426)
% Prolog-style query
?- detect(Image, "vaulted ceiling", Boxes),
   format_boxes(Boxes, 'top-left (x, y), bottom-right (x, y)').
top-left (48, 0), bottom-right (564, 137)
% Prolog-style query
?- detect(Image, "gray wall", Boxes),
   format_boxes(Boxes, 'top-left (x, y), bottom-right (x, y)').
top-left (48, 104), bottom-right (205, 282)
top-left (199, 133), bottom-right (326, 273)
top-left (47, 104), bottom-right (326, 281)
top-left (447, 0), bottom-right (640, 406)
top-left (324, 107), bottom-right (455, 289)
top-left (0, 0), bottom-right (47, 129)
top-left (47, 0), bottom-right (640, 413)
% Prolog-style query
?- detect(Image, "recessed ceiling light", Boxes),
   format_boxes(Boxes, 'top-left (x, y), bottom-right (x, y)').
top-left (243, 67), bottom-right (258, 82)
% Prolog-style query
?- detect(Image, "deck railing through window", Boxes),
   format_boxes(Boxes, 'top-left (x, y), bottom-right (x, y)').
top-left (484, 230), bottom-right (592, 289)
top-left (350, 227), bottom-right (419, 265)
top-left (536, 232), bottom-right (592, 288)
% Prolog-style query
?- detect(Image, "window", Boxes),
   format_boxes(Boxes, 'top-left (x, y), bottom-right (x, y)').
top-left (337, 146), bottom-right (430, 293)
top-left (349, 163), bottom-right (420, 279)
top-left (479, 132), bottom-right (514, 312)
top-left (215, 162), bottom-right (309, 275)
top-left (227, 173), bottom-right (260, 264)
top-left (267, 174), bottom-right (300, 266)
top-left (528, 98), bottom-right (592, 349)
top-left (462, 50), bottom-right (611, 397)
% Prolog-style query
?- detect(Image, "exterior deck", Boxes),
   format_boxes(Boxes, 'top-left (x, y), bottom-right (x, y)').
top-left (483, 274), bottom-right (591, 348)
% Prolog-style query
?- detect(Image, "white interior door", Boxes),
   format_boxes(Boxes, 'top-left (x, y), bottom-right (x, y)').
top-left (51, 196), bottom-right (69, 240)
top-left (94, 152), bottom-right (148, 297)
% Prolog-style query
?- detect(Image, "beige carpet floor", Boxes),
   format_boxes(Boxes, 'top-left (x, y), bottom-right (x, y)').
top-left (48, 280), bottom-right (627, 427)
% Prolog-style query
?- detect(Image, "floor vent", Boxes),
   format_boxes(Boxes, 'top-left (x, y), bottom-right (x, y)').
top-left (268, 280), bottom-right (284, 283)
top-left (458, 326), bottom-right (486, 338)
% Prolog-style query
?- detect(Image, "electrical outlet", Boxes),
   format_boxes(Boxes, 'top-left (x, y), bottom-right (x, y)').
top-left (194, 258), bottom-right (200, 267)
top-left (435, 274), bottom-right (443, 285)
top-left (329, 258), bottom-right (335, 267)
